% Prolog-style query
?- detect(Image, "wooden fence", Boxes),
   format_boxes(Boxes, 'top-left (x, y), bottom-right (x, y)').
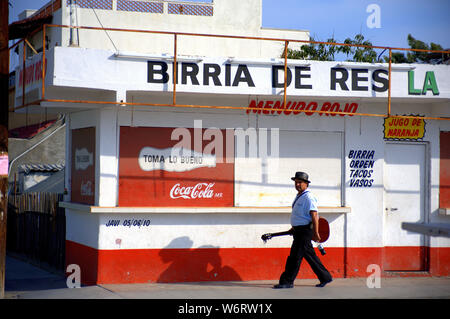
top-left (7, 192), bottom-right (65, 271)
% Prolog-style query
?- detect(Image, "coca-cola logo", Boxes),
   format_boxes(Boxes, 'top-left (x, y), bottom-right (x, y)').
top-left (80, 180), bottom-right (93, 196)
top-left (170, 182), bottom-right (221, 199)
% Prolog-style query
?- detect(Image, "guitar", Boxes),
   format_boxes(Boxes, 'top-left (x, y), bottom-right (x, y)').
top-left (261, 217), bottom-right (330, 255)
top-left (261, 229), bottom-right (294, 242)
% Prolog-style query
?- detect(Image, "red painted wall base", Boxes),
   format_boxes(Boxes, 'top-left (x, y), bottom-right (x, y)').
top-left (65, 240), bottom-right (450, 285)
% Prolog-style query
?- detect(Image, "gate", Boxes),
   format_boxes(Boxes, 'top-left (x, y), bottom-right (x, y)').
top-left (7, 193), bottom-right (66, 271)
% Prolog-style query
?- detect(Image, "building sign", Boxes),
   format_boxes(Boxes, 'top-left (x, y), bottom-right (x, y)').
top-left (246, 99), bottom-right (359, 116)
top-left (145, 59), bottom-right (446, 98)
top-left (348, 149), bottom-right (375, 188)
top-left (408, 70), bottom-right (439, 96)
top-left (384, 116), bottom-right (426, 140)
top-left (147, 61), bottom-right (393, 93)
top-left (71, 127), bottom-right (96, 204)
top-left (118, 126), bottom-right (234, 207)
top-left (138, 146), bottom-right (216, 172)
top-left (17, 58), bottom-right (47, 88)
top-left (15, 51), bottom-right (48, 98)
top-left (46, 47), bottom-right (450, 103)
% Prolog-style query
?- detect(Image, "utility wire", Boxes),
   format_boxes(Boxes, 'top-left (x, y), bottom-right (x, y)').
top-left (90, 4), bottom-right (119, 53)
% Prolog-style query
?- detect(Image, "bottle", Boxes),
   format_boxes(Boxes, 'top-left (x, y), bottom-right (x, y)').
top-left (318, 243), bottom-right (326, 255)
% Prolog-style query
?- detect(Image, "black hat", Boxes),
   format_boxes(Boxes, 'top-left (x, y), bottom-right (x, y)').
top-left (291, 171), bottom-right (311, 183)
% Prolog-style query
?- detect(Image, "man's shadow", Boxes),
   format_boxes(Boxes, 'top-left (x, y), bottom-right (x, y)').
top-left (157, 236), bottom-right (242, 283)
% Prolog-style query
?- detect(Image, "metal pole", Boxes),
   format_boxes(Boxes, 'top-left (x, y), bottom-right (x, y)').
top-left (0, 0), bottom-right (9, 299)
top-left (40, 97), bottom-right (450, 121)
top-left (173, 34), bottom-right (177, 105)
top-left (283, 41), bottom-right (289, 110)
top-left (22, 37), bottom-right (26, 108)
top-left (43, 24), bottom-right (450, 55)
top-left (42, 25), bottom-right (46, 100)
top-left (37, 24), bottom-right (450, 121)
top-left (388, 49), bottom-right (392, 117)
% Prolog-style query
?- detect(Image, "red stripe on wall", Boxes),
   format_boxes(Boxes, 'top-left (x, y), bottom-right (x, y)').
top-left (65, 240), bottom-right (450, 285)
top-left (383, 246), bottom-right (428, 271)
top-left (65, 240), bottom-right (99, 285)
top-left (429, 247), bottom-right (450, 276)
top-left (344, 247), bottom-right (383, 277)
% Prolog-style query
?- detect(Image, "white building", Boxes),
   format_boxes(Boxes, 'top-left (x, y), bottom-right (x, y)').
top-left (11, 0), bottom-right (450, 284)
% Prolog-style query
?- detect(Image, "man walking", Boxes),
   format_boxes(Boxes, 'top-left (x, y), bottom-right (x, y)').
top-left (273, 171), bottom-right (333, 289)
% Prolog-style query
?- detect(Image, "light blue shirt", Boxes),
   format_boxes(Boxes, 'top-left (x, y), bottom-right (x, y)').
top-left (290, 190), bottom-right (319, 226)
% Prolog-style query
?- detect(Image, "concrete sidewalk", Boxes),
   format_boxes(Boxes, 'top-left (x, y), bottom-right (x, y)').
top-left (4, 255), bottom-right (450, 299)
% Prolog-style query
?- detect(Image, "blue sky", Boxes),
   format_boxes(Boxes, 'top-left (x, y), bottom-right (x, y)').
top-left (262, 0), bottom-right (450, 49)
top-left (9, 0), bottom-right (450, 49)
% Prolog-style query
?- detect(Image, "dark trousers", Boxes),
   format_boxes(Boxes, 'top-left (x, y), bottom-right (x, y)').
top-left (279, 224), bottom-right (332, 285)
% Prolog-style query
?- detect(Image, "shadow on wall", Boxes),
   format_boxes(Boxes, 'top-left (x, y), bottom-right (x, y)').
top-left (157, 236), bottom-right (242, 283)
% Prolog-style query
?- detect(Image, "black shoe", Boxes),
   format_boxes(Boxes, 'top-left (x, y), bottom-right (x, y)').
top-left (273, 283), bottom-right (294, 289)
top-left (315, 279), bottom-right (332, 287)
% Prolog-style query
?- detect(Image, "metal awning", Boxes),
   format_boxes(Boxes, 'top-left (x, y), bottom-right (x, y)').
top-left (402, 222), bottom-right (450, 238)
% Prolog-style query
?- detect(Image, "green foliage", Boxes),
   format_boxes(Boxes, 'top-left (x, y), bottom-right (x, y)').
top-left (283, 34), bottom-right (378, 63)
top-left (383, 34), bottom-right (447, 64)
top-left (389, 52), bottom-right (409, 64)
top-left (284, 33), bottom-right (448, 64)
top-left (341, 34), bottom-right (378, 63)
top-left (284, 37), bottom-right (339, 61)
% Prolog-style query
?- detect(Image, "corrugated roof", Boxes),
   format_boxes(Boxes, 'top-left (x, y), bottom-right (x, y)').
top-left (9, 119), bottom-right (57, 139)
top-left (25, 169), bottom-right (65, 193)
top-left (19, 162), bottom-right (65, 174)
top-left (9, 0), bottom-right (61, 39)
